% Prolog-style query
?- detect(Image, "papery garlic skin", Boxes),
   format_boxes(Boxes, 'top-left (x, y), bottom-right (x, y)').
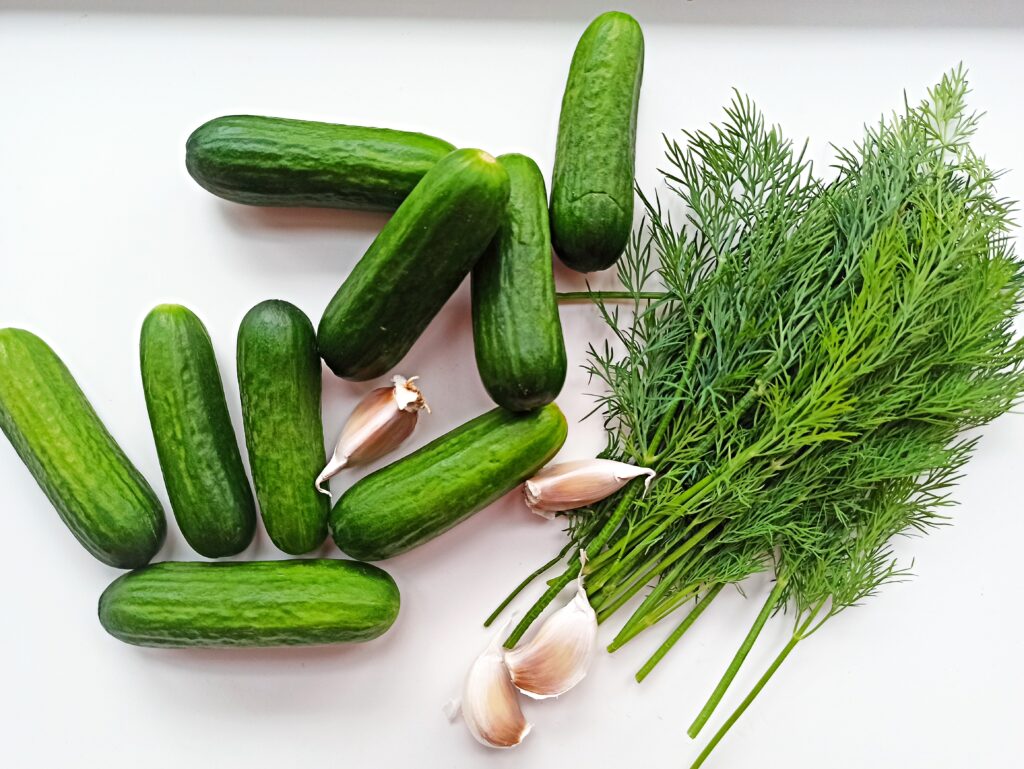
top-left (504, 568), bottom-right (597, 699)
top-left (460, 633), bottom-right (532, 749)
top-left (524, 458), bottom-right (656, 518)
top-left (316, 375), bottom-right (428, 494)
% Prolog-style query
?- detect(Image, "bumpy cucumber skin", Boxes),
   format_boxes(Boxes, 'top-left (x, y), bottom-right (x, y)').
top-left (318, 148), bottom-right (511, 381)
top-left (472, 154), bottom-right (567, 411)
top-left (140, 305), bottom-right (256, 558)
top-left (332, 404), bottom-right (567, 561)
top-left (237, 300), bottom-right (329, 555)
top-left (550, 11), bottom-right (644, 272)
top-left (0, 329), bottom-right (166, 568)
top-left (186, 115), bottom-right (455, 211)
top-left (98, 559), bottom-right (400, 647)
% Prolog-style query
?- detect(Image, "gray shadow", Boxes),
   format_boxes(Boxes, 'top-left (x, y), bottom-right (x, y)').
top-left (3, 0), bottom-right (1024, 28)
top-left (217, 201), bottom-right (390, 236)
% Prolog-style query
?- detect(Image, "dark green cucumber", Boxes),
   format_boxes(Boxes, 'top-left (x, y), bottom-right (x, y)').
top-left (0, 329), bottom-right (165, 568)
top-left (140, 305), bottom-right (255, 558)
top-left (237, 300), bottom-right (329, 555)
top-left (332, 403), bottom-right (567, 560)
top-left (550, 11), bottom-right (644, 272)
top-left (472, 154), bottom-right (567, 411)
top-left (186, 115), bottom-right (455, 211)
top-left (98, 559), bottom-right (400, 647)
top-left (318, 148), bottom-right (511, 381)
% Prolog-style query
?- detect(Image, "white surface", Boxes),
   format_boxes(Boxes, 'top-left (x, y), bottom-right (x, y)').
top-left (2, 3), bottom-right (1023, 767)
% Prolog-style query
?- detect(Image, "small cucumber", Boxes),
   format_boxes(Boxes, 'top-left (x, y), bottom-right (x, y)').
top-left (0, 329), bottom-right (166, 568)
top-left (472, 153), bottom-right (567, 411)
top-left (140, 305), bottom-right (256, 558)
top-left (98, 559), bottom-right (400, 647)
top-left (237, 300), bottom-right (329, 555)
top-left (332, 404), bottom-right (567, 561)
top-left (318, 148), bottom-right (511, 381)
top-left (186, 115), bottom-right (455, 211)
top-left (550, 11), bottom-right (644, 272)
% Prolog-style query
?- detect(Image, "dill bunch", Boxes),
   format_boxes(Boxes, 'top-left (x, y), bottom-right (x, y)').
top-left (491, 68), bottom-right (1024, 766)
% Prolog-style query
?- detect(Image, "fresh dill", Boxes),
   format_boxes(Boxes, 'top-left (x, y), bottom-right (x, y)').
top-left (492, 67), bottom-right (1024, 766)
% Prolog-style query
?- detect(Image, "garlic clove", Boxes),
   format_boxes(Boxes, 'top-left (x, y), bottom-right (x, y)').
top-left (504, 562), bottom-right (597, 699)
top-left (459, 630), bottom-right (532, 749)
top-left (316, 375), bottom-right (428, 494)
top-left (524, 458), bottom-right (656, 516)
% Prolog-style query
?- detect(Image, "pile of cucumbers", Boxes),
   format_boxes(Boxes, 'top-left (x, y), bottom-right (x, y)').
top-left (0, 12), bottom-right (642, 649)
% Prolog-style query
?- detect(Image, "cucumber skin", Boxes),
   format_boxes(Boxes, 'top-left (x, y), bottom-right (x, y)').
top-left (332, 404), bottom-right (567, 561)
top-left (98, 559), bottom-right (400, 647)
top-left (472, 154), bottom-right (567, 411)
top-left (140, 305), bottom-right (256, 558)
top-left (186, 115), bottom-right (455, 211)
top-left (318, 148), bottom-right (511, 381)
top-left (0, 329), bottom-right (166, 568)
top-left (550, 11), bottom-right (644, 272)
top-left (237, 300), bottom-right (329, 555)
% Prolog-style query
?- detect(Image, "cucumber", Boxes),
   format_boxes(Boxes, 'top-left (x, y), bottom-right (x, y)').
top-left (98, 559), bottom-right (400, 647)
top-left (237, 300), bottom-right (329, 555)
top-left (140, 305), bottom-right (256, 558)
top-left (186, 115), bottom-right (455, 211)
top-left (0, 329), bottom-right (166, 568)
top-left (550, 11), bottom-right (644, 272)
top-left (332, 403), bottom-right (567, 561)
top-left (318, 148), bottom-right (511, 381)
top-left (472, 154), bottom-right (567, 411)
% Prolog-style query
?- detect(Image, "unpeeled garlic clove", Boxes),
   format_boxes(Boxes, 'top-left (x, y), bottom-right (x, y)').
top-left (459, 630), bottom-right (532, 749)
top-left (504, 562), bottom-right (597, 699)
top-left (316, 375), bottom-right (429, 494)
top-left (524, 458), bottom-right (656, 518)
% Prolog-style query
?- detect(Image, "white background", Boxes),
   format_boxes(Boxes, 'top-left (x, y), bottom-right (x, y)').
top-left (2, 2), bottom-right (1023, 767)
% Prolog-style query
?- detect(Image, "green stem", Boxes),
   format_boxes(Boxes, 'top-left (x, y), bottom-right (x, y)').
top-left (636, 583), bottom-right (724, 682)
top-left (643, 328), bottom-right (704, 465)
top-left (503, 483), bottom-right (641, 649)
top-left (688, 633), bottom-right (801, 769)
top-left (687, 578), bottom-right (787, 738)
top-left (588, 474), bottom-right (719, 591)
top-left (597, 519), bottom-right (720, 629)
top-left (484, 541), bottom-right (573, 627)
top-left (556, 290), bottom-right (667, 303)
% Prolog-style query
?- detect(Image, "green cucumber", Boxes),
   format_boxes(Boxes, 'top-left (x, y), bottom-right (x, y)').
top-left (550, 11), bottom-right (644, 272)
top-left (140, 305), bottom-right (256, 558)
top-left (186, 115), bottom-right (455, 211)
top-left (0, 329), bottom-right (166, 568)
top-left (98, 559), bottom-right (400, 647)
top-left (237, 300), bottom-right (329, 555)
top-left (318, 148), bottom-right (511, 381)
top-left (332, 403), bottom-right (567, 561)
top-left (472, 153), bottom-right (567, 411)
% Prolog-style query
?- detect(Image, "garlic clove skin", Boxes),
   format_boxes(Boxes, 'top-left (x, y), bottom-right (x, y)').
top-left (524, 458), bottom-right (656, 516)
top-left (460, 632), bottom-right (532, 749)
top-left (504, 569), bottom-right (597, 699)
top-left (316, 375), bottom-right (428, 494)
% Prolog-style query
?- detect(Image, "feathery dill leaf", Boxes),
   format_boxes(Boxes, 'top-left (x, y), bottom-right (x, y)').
top-left (492, 67), bottom-right (1024, 766)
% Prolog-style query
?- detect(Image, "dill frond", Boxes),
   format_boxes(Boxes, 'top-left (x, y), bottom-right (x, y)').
top-left (494, 67), bottom-right (1024, 766)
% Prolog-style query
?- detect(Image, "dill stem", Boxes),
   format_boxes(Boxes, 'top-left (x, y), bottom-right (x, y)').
top-left (687, 578), bottom-right (787, 738)
top-left (689, 608), bottom-right (822, 768)
top-left (635, 583), bottom-right (725, 681)
top-left (483, 541), bottom-right (573, 627)
top-left (504, 483), bottom-right (642, 648)
top-left (688, 634), bottom-right (800, 769)
top-left (588, 475), bottom-right (720, 591)
top-left (556, 290), bottom-right (667, 304)
top-left (595, 519), bottom-right (720, 626)
top-left (603, 435), bottom-right (771, 589)
top-left (643, 328), bottom-right (705, 465)
top-left (638, 578), bottom-right (713, 633)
